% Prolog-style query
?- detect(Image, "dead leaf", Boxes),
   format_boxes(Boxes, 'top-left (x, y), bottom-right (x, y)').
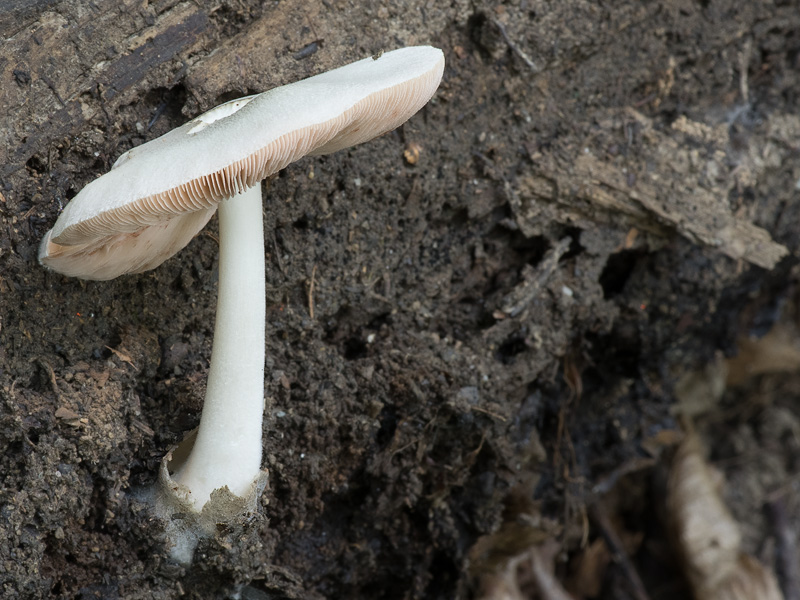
top-left (568, 538), bottom-right (611, 598)
top-left (666, 432), bottom-right (784, 600)
top-left (726, 327), bottom-right (800, 386)
top-left (55, 406), bottom-right (82, 427)
top-left (106, 345), bottom-right (138, 370)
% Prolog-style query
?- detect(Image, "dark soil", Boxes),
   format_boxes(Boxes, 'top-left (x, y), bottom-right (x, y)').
top-left (1, 1), bottom-right (799, 598)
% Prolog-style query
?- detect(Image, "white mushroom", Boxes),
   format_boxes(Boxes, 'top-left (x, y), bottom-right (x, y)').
top-left (39, 46), bottom-right (444, 561)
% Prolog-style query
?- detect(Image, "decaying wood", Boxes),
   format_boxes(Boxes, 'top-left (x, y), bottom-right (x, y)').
top-left (182, 2), bottom-right (331, 114)
top-left (512, 109), bottom-right (790, 270)
top-left (0, 1), bottom-right (212, 180)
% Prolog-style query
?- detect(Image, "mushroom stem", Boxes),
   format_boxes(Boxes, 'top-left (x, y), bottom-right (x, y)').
top-left (171, 184), bottom-right (265, 511)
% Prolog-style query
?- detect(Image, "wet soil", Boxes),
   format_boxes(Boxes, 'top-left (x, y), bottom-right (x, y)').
top-left (1, 1), bottom-right (799, 598)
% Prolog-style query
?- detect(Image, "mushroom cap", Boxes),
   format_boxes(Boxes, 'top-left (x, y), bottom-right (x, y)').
top-left (40, 46), bottom-right (445, 280)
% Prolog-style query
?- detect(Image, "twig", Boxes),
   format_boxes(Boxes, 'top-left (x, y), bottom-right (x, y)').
top-left (491, 17), bottom-right (541, 74)
top-left (527, 539), bottom-right (575, 600)
top-left (590, 502), bottom-right (651, 600)
top-left (308, 264), bottom-right (317, 319)
top-left (591, 457), bottom-right (657, 495)
top-left (500, 237), bottom-right (571, 318)
top-left (35, 358), bottom-right (60, 398)
top-left (767, 493), bottom-right (800, 600)
top-left (470, 405), bottom-right (507, 421)
top-left (201, 230), bottom-right (219, 245)
top-left (272, 235), bottom-right (286, 275)
top-left (738, 37), bottom-right (752, 104)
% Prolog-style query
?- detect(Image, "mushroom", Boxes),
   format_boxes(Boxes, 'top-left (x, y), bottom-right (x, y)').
top-left (39, 46), bottom-right (445, 560)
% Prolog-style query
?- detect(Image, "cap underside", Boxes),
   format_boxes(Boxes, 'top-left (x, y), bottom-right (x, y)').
top-left (40, 46), bottom-right (444, 280)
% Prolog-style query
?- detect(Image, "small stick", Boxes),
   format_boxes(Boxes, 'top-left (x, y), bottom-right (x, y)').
top-left (470, 405), bottom-right (507, 421)
top-left (528, 539), bottom-right (576, 600)
top-left (590, 502), bottom-right (651, 600)
top-left (308, 264), bottom-right (317, 319)
top-left (36, 358), bottom-right (60, 397)
top-left (201, 230), bottom-right (219, 245)
top-left (767, 493), bottom-right (800, 600)
top-left (491, 17), bottom-right (541, 73)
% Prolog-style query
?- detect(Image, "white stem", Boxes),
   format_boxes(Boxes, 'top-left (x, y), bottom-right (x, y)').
top-left (172, 184), bottom-right (266, 511)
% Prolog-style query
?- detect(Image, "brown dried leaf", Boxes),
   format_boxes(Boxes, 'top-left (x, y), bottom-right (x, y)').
top-left (55, 406), bottom-right (80, 421)
top-left (672, 353), bottom-right (728, 418)
top-left (726, 327), bottom-right (800, 386)
top-left (568, 538), bottom-right (611, 598)
top-left (105, 345), bottom-right (137, 370)
top-left (711, 554), bottom-right (783, 600)
top-left (477, 539), bottom-right (575, 600)
top-left (667, 433), bottom-right (784, 600)
top-left (668, 433), bottom-right (741, 594)
top-left (88, 368), bottom-right (110, 388)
